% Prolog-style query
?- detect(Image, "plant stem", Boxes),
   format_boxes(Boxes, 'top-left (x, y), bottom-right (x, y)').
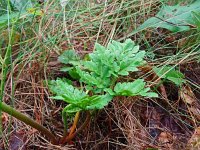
top-left (69, 111), bottom-right (80, 136)
top-left (60, 111), bottom-right (80, 143)
top-left (60, 111), bottom-right (91, 144)
top-left (0, 102), bottom-right (58, 144)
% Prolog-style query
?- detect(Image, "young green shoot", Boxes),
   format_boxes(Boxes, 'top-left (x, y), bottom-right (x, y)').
top-left (49, 39), bottom-right (158, 143)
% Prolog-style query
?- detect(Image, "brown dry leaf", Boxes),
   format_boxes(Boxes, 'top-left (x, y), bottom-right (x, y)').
top-left (139, 65), bottom-right (168, 99)
top-left (9, 131), bottom-right (27, 150)
top-left (2, 112), bottom-right (8, 124)
top-left (180, 85), bottom-right (196, 105)
top-left (180, 85), bottom-right (200, 121)
top-left (158, 132), bottom-right (174, 149)
top-left (187, 127), bottom-right (200, 150)
top-left (159, 84), bottom-right (168, 99)
top-left (139, 65), bottom-right (159, 83)
top-left (190, 107), bottom-right (200, 120)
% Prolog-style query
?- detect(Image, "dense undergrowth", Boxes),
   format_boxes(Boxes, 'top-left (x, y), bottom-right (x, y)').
top-left (0, 0), bottom-right (200, 149)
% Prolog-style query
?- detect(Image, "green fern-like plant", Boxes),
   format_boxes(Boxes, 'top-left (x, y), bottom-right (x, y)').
top-left (48, 39), bottom-right (158, 143)
top-left (49, 39), bottom-right (157, 115)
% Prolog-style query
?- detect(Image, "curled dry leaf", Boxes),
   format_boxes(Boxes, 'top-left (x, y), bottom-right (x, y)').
top-left (179, 85), bottom-right (200, 120)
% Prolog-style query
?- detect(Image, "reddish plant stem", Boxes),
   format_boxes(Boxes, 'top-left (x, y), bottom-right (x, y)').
top-left (69, 111), bottom-right (80, 136)
top-left (60, 111), bottom-right (91, 144)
